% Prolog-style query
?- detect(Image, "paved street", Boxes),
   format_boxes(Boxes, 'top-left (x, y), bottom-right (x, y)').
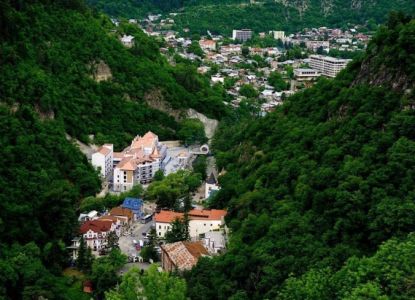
top-left (119, 217), bottom-right (155, 257)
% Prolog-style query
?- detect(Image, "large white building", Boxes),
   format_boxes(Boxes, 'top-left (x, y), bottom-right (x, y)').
top-left (91, 144), bottom-right (113, 178)
top-left (113, 132), bottom-right (163, 191)
top-left (91, 131), bottom-right (165, 191)
top-left (155, 209), bottom-right (227, 239)
top-left (232, 29), bottom-right (252, 42)
top-left (309, 55), bottom-right (351, 78)
top-left (269, 30), bottom-right (285, 40)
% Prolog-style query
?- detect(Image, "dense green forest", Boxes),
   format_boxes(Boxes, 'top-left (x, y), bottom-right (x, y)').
top-left (0, 0), bottom-right (228, 298)
top-left (184, 12), bottom-right (415, 300)
top-left (89, 0), bottom-right (415, 35)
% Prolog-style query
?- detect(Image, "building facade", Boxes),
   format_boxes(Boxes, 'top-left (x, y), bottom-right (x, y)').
top-left (232, 29), bottom-right (252, 42)
top-left (270, 30), bottom-right (285, 40)
top-left (91, 144), bottom-right (113, 178)
top-left (309, 55), bottom-right (351, 78)
top-left (155, 209), bottom-right (227, 238)
top-left (294, 68), bottom-right (320, 81)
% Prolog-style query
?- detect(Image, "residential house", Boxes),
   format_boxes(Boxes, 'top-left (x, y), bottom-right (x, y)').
top-left (161, 241), bottom-right (211, 272)
top-left (249, 47), bottom-right (263, 57)
top-left (121, 35), bottom-right (135, 47)
top-left (121, 197), bottom-right (144, 219)
top-left (155, 211), bottom-right (184, 237)
top-left (91, 144), bottom-right (113, 179)
top-left (109, 207), bottom-right (134, 228)
top-left (155, 209), bottom-right (227, 238)
top-left (211, 74), bottom-right (225, 84)
top-left (203, 231), bottom-right (226, 254)
top-left (79, 219), bottom-right (120, 251)
top-left (199, 40), bottom-right (216, 51)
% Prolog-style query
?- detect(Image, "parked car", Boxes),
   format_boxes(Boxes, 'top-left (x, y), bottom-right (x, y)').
top-left (135, 245), bottom-right (141, 250)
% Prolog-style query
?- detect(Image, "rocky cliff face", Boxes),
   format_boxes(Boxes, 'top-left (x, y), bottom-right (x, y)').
top-left (188, 108), bottom-right (218, 139)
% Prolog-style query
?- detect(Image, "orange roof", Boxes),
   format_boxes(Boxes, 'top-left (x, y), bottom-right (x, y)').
top-left (79, 220), bottom-right (114, 234)
top-left (200, 40), bottom-right (215, 45)
top-left (150, 146), bottom-right (162, 158)
top-left (162, 241), bottom-right (211, 271)
top-left (113, 152), bottom-right (125, 159)
top-left (115, 157), bottom-right (137, 171)
top-left (188, 209), bottom-right (227, 220)
top-left (95, 146), bottom-right (111, 156)
top-left (109, 207), bottom-right (134, 218)
top-left (98, 215), bottom-right (123, 223)
top-left (143, 131), bottom-right (157, 138)
top-left (155, 210), bottom-right (184, 223)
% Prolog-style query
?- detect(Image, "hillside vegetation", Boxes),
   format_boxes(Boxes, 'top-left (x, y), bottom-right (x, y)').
top-left (184, 12), bottom-right (415, 300)
top-left (90, 0), bottom-right (415, 34)
top-left (0, 0), bottom-right (227, 298)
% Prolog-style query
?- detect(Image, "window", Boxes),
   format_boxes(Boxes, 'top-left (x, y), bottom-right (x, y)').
top-left (159, 225), bottom-right (161, 229)
top-left (210, 224), bottom-right (213, 226)
top-left (159, 232), bottom-right (161, 236)
top-left (204, 224), bottom-right (206, 226)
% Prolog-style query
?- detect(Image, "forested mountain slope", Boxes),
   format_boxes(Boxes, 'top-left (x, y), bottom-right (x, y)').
top-left (90, 0), bottom-right (415, 34)
top-left (185, 12), bottom-right (415, 300)
top-left (0, 0), bottom-right (227, 298)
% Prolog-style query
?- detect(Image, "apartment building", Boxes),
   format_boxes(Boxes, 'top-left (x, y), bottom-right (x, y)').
top-left (232, 29), bottom-right (252, 42)
top-left (91, 144), bottom-right (113, 179)
top-left (269, 30), bottom-right (285, 40)
top-left (91, 131), bottom-right (165, 191)
top-left (309, 55), bottom-right (351, 78)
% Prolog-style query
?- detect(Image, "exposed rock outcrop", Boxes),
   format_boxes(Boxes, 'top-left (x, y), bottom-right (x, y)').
top-left (89, 60), bottom-right (112, 82)
top-left (188, 109), bottom-right (218, 139)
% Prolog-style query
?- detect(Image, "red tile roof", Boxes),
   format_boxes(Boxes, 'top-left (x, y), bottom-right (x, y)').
top-left (155, 211), bottom-right (184, 223)
top-left (79, 220), bottom-right (114, 234)
top-left (162, 241), bottom-right (211, 271)
top-left (188, 209), bottom-right (227, 220)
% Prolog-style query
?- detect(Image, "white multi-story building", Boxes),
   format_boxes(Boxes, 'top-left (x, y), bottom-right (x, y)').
top-left (232, 29), bottom-right (252, 42)
top-left (91, 144), bottom-right (113, 178)
top-left (269, 30), bottom-right (285, 40)
top-left (113, 132), bottom-right (163, 191)
top-left (91, 132), bottom-right (164, 191)
top-left (155, 209), bottom-right (227, 238)
top-left (309, 55), bottom-right (351, 78)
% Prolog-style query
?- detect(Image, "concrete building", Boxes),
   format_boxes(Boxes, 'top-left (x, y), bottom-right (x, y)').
top-left (306, 41), bottom-right (329, 51)
top-left (309, 55), bottom-right (351, 78)
top-left (91, 144), bottom-right (113, 179)
top-left (232, 29), bottom-right (252, 42)
top-left (269, 30), bottom-right (285, 40)
top-left (294, 68), bottom-right (320, 81)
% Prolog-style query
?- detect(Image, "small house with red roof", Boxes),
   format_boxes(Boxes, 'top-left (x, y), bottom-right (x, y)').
top-left (161, 241), bottom-right (211, 272)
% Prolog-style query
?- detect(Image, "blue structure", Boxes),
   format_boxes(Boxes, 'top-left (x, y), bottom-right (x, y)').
top-left (121, 197), bottom-right (144, 218)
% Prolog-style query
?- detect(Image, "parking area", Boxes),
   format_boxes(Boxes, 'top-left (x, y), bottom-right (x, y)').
top-left (119, 217), bottom-right (155, 257)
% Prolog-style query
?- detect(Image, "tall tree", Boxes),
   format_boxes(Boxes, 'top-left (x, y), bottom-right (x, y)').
top-left (105, 264), bottom-right (187, 300)
top-left (76, 236), bottom-right (87, 272)
top-left (164, 217), bottom-right (186, 243)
